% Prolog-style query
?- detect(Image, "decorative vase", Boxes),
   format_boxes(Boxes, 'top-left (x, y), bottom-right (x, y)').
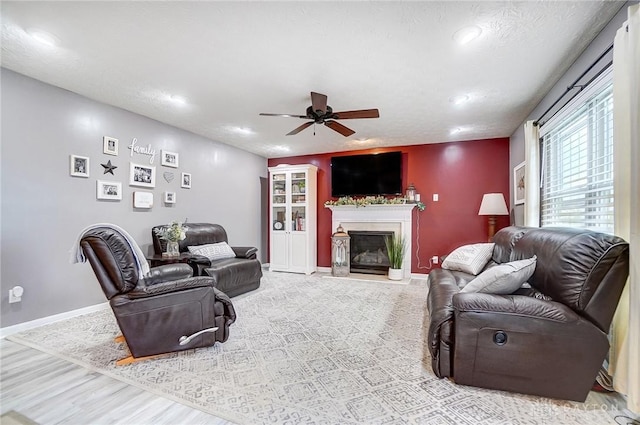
top-left (164, 241), bottom-right (180, 257)
top-left (388, 268), bottom-right (403, 281)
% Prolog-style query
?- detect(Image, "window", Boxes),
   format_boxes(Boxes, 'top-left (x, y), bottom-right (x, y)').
top-left (540, 72), bottom-right (614, 234)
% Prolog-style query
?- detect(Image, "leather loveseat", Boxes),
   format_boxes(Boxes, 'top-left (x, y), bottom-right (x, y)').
top-left (427, 226), bottom-right (629, 401)
top-left (152, 223), bottom-right (262, 297)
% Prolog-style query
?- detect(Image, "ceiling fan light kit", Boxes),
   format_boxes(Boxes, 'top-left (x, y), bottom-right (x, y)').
top-left (260, 92), bottom-right (380, 137)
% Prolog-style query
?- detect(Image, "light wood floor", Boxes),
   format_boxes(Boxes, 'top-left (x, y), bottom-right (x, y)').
top-left (0, 339), bottom-right (233, 425)
top-left (2, 338), bottom-right (638, 425)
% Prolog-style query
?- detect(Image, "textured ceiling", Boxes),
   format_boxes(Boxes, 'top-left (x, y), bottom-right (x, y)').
top-left (1, 1), bottom-right (624, 158)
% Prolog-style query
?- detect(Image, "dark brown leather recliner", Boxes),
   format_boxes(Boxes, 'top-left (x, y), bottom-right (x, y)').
top-left (81, 227), bottom-right (236, 363)
top-left (427, 226), bottom-right (629, 401)
top-left (152, 223), bottom-right (262, 297)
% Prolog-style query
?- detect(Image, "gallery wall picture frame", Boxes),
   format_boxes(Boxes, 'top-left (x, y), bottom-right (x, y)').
top-left (129, 162), bottom-right (156, 188)
top-left (181, 172), bottom-right (192, 189)
top-left (164, 191), bottom-right (176, 204)
top-left (70, 155), bottom-right (90, 178)
top-left (133, 191), bottom-right (154, 208)
top-left (96, 180), bottom-right (122, 200)
top-left (514, 161), bottom-right (526, 205)
top-left (161, 150), bottom-right (179, 168)
top-left (103, 136), bottom-right (119, 156)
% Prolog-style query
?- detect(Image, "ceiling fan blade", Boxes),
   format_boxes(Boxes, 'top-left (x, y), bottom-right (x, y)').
top-left (325, 120), bottom-right (355, 137)
top-left (333, 109), bottom-right (380, 119)
top-left (311, 92), bottom-right (328, 115)
top-left (260, 113), bottom-right (308, 119)
top-left (286, 121), bottom-right (313, 136)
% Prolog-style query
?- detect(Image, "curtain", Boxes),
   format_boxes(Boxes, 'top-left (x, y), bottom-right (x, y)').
top-left (610, 3), bottom-right (639, 414)
top-left (523, 120), bottom-right (540, 227)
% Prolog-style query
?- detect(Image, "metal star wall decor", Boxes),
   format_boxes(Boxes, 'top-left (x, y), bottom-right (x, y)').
top-left (101, 160), bottom-right (118, 175)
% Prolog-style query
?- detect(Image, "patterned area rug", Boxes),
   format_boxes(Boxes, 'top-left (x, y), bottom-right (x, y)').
top-left (8, 272), bottom-right (614, 424)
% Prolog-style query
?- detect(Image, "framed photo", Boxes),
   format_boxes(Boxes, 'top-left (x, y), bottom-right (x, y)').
top-left (161, 150), bottom-right (179, 168)
top-left (70, 155), bottom-right (90, 178)
top-left (129, 162), bottom-right (156, 188)
top-left (164, 191), bottom-right (176, 204)
top-left (181, 172), bottom-right (192, 189)
top-left (103, 136), bottom-right (118, 156)
top-left (133, 191), bottom-right (154, 208)
top-left (514, 161), bottom-right (525, 205)
top-left (96, 180), bottom-right (122, 200)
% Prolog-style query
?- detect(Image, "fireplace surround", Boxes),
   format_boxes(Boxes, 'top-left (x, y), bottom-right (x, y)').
top-left (326, 204), bottom-right (416, 279)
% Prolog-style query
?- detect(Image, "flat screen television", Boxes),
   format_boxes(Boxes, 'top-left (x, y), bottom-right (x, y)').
top-left (331, 151), bottom-right (402, 197)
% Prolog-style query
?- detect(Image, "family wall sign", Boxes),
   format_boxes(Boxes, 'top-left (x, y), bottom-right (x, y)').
top-left (127, 138), bottom-right (156, 164)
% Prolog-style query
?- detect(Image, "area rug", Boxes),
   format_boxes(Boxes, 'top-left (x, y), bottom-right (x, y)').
top-left (8, 272), bottom-right (615, 424)
top-left (0, 411), bottom-right (39, 425)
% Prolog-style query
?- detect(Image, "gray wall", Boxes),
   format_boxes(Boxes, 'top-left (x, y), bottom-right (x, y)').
top-left (509, 2), bottom-right (634, 225)
top-left (1, 68), bottom-right (267, 328)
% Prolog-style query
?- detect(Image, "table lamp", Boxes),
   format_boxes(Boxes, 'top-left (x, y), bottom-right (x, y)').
top-left (478, 193), bottom-right (509, 241)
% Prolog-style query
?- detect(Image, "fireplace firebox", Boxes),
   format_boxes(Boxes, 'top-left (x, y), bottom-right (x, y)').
top-left (348, 230), bottom-right (394, 275)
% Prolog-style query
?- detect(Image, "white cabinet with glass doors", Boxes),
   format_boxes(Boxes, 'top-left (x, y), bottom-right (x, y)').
top-left (268, 164), bottom-right (317, 274)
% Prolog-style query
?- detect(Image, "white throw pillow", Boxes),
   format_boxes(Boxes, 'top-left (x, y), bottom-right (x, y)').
top-left (460, 256), bottom-right (537, 294)
top-left (188, 242), bottom-right (236, 261)
top-left (441, 243), bottom-right (495, 275)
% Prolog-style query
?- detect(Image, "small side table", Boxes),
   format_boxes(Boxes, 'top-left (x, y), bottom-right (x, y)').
top-left (146, 253), bottom-right (192, 268)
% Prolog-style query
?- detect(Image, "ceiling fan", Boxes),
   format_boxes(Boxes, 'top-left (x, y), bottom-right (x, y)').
top-left (260, 92), bottom-right (380, 137)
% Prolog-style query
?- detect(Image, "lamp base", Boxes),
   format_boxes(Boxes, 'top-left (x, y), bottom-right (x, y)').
top-left (487, 216), bottom-right (497, 242)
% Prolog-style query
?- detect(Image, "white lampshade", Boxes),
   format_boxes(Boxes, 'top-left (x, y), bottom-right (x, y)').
top-left (478, 193), bottom-right (509, 216)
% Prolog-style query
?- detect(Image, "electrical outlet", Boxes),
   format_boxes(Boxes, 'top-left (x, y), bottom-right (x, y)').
top-left (9, 286), bottom-right (24, 304)
top-left (9, 290), bottom-right (20, 303)
top-left (431, 256), bottom-right (439, 264)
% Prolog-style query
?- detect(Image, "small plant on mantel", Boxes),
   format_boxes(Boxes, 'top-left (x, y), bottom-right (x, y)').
top-left (325, 196), bottom-right (425, 211)
top-left (385, 234), bottom-right (406, 280)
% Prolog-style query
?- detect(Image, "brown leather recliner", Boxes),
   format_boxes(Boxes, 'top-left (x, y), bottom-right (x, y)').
top-left (427, 226), bottom-right (629, 401)
top-left (81, 226), bottom-right (236, 363)
top-left (152, 223), bottom-right (262, 297)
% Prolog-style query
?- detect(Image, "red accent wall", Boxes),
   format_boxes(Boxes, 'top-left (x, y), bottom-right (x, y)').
top-left (267, 138), bottom-right (510, 273)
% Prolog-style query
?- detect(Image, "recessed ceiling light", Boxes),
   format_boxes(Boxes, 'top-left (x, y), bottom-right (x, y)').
top-left (453, 25), bottom-right (482, 45)
top-left (167, 95), bottom-right (187, 106)
top-left (229, 126), bottom-right (254, 135)
top-left (449, 95), bottom-right (470, 105)
top-left (273, 146), bottom-right (290, 152)
top-left (28, 30), bottom-right (58, 47)
top-left (450, 127), bottom-right (468, 135)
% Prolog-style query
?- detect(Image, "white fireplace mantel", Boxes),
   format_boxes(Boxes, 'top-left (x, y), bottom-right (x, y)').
top-left (326, 204), bottom-right (416, 278)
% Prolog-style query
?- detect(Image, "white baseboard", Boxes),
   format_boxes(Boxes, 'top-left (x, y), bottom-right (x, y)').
top-left (0, 302), bottom-right (109, 339)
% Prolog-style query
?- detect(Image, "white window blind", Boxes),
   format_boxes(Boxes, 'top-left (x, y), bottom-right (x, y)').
top-left (540, 75), bottom-right (614, 234)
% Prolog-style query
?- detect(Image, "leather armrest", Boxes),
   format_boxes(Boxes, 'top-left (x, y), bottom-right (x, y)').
top-left (231, 246), bottom-right (257, 259)
top-left (187, 254), bottom-right (212, 265)
top-left (129, 276), bottom-right (215, 298)
top-left (183, 254), bottom-right (212, 276)
top-left (426, 269), bottom-right (463, 378)
top-left (452, 292), bottom-right (579, 323)
top-left (144, 264), bottom-right (193, 285)
top-left (212, 287), bottom-right (236, 325)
